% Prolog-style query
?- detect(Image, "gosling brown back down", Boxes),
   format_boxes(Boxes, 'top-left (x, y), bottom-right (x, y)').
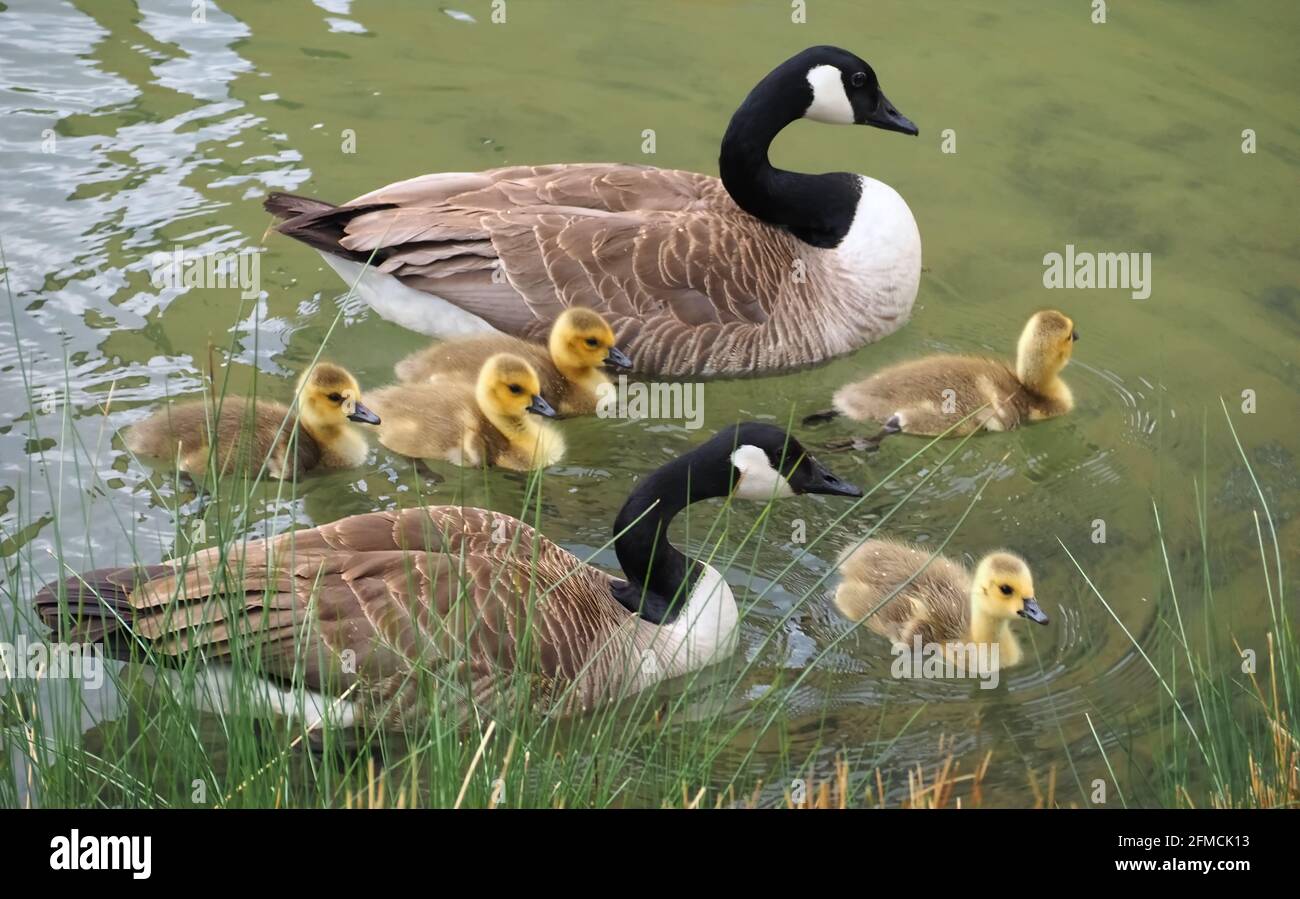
top-left (834, 356), bottom-right (1028, 435)
top-left (822, 310), bottom-right (1078, 436)
top-left (367, 381), bottom-right (549, 469)
top-left (395, 337), bottom-right (553, 393)
top-left (394, 335), bottom-right (596, 415)
top-left (124, 398), bottom-right (320, 480)
top-left (393, 308), bottom-right (621, 416)
top-left (834, 539), bottom-right (973, 643)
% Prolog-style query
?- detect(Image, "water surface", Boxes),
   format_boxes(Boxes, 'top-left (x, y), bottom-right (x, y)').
top-left (1, 0), bottom-right (1296, 805)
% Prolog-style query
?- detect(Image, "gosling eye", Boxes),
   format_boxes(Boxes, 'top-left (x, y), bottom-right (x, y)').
top-left (585, 337), bottom-right (599, 348)
top-left (327, 392), bottom-right (344, 403)
top-left (999, 584), bottom-right (1014, 596)
top-left (507, 383), bottom-right (523, 395)
top-left (850, 71), bottom-right (867, 88)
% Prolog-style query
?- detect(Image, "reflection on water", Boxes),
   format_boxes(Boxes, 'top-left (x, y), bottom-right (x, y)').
top-left (1, 0), bottom-right (1296, 806)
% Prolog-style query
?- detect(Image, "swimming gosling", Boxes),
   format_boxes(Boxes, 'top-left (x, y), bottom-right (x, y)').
top-left (805, 310), bottom-right (1078, 450)
top-left (367, 352), bottom-right (564, 471)
top-left (834, 539), bottom-right (1049, 670)
top-left (394, 307), bottom-right (632, 416)
top-left (123, 362), bottom-right (379, 480)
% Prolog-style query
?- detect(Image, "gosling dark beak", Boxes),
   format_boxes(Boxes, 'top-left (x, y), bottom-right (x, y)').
top-left (604, 346), bottom-right (634, 373)
top-left (1071, 329), bottom-right (1080, 342)
top-left (527, 394), bottom-right (558, 418)
top-left (347, 402), bottom-right (381, 425)
top-left (792, 456), bottom-right (863, 498)
top-left (862, 91), bottom-right (918, 136)
top-left (1018, 597), bottom-right (1050, 625)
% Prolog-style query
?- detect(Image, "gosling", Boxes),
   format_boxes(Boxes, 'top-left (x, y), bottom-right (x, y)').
top-left (805, 310), bottom-right (1078, 449)
top-left (367, 353), bottom-right (565, 471)
top-left (834, 539), bottom-right (1049, 670)
top-left (393, 307), bottom-right (632, 416)
top-left (123, 362), bottom-right (379, 480)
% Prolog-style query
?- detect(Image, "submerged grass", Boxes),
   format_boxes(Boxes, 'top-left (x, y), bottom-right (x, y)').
top-left (1058, 402), bottom-right (1296, 809)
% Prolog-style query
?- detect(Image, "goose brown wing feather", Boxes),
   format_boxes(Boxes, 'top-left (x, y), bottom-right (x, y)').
top-left (81, 507), bottom-right (627, 719)
top-left (319, 165), bottom-right (807, 373)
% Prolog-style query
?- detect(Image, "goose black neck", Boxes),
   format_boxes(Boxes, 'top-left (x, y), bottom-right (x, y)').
top-left (611, 453), bottom-right (727, 624)
top-left (718, 77), bottom-right (861, 249)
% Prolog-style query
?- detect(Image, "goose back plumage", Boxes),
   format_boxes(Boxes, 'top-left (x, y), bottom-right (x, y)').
top-left (35, 507), bottom-right (665, 726)
top-left (267, 163), bottom-right (918, 377)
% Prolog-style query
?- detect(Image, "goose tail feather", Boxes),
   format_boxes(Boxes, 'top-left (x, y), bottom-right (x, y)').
top-left (801, 408), bottom-right (840, 426)
top-left (32, 564), bottom-right (170, 652)
top-left (262, 192), bottom-right (396, 263)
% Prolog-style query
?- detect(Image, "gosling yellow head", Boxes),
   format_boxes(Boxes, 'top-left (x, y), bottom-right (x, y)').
top-left (549, 308), bottom-right (633, 377)
top-left (296, 362), bottom-right (381, 430)
top-left (971, 552), bottom-right (1049, 626)
top-left (1016, 309), bottom-right (1078, 390)
top-left (476, 353), bottom-right (557, 424)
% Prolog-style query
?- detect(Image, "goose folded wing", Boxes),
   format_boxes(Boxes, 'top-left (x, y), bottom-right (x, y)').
top-left (331, 165), bottom-right (800, 363)
top-left (107, 506), bottom-right (626, 704)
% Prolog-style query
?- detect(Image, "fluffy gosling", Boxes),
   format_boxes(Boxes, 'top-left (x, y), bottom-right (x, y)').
top-left (368, 352), bottom-right (564, 471)
top-left (834, 539), bottom-right (1049, 670)
top-left (123, 362), bottom-right (379, 480)
top-left (806, 310), bottom-right (1078, 450)
top-left (393, 307), bottom-right (632, 416)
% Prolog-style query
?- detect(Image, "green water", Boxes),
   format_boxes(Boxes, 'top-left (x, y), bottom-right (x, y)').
top-left (1, 0), bottom-right (1296, 805)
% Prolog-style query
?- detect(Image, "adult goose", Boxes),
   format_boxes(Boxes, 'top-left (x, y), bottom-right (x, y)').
top-left (35, 424), bottom-right (860, 727)
top-left (263, 46), bottom-right (921, 377)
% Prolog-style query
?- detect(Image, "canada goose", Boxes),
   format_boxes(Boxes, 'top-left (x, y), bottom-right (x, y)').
top-left (367, 352), bottom-right (565, 471)
top-left (393, 307), bottom-right (633, 416)
top-left (36, 424), bottom-right (862, 725)
top-left (263, 46), bottom-right (921, 377)
top-left (123, 362), bottom-right (380, 480)
top-left (833, 539), bottom-right (1049, 669)
top-left (805, 310), bottom-right (1078, 449)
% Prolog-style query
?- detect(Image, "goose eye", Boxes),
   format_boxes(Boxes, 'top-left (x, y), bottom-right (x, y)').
top-left (508, 384), bottom-right (523, 395)
top-left (999, 584), bottom-right (1014, 596)
top-left (585, 337), bottom-right (599, 348)
top-left (850, 72), bottom-right (867, 88)
top-left (327, 392), bottom-right (344, 403)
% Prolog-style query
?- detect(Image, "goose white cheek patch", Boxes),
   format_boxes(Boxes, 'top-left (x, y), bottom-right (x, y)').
top-left (804, 64), bottom-right (855, 124)
top-left (731, 444), bottom-right (795, 500)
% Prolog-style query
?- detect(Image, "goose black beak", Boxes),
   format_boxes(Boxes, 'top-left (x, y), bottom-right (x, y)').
top-left (347, 402), bottom-right (381, 425)
top-left (792, 456), bottom-right (863, 497)
top-left (527, 394), bottom-right (558, 418)
top-left (1018, 597), bottom-right (1050, 625)
top-left (862, 91), bottom-right (918, 136)
top-left (604, 346), bottom-right (634, 372)
top-left (1071, 329), bottom-right (1080, 342)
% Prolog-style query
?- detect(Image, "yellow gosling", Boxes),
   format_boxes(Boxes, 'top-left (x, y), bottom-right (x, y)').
top-left (393, 307), bottom-right (631, 416)
top-left (369, 353), bottom-right (565, 471)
